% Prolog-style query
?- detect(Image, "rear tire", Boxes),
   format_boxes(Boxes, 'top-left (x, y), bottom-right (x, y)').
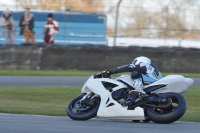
top-left (146, 92), bottom-right (186, 124)
top-left (67, 93), bottom-right (100, 120)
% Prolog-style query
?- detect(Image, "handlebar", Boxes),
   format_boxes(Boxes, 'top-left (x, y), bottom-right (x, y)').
top-left (93, 72), bottom-right (111, 79)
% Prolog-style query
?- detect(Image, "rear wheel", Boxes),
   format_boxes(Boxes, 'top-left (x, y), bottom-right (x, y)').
top-left (67, 93), bottom-right (100, 120)
top-left (146, 92), bottom-right (186, 124)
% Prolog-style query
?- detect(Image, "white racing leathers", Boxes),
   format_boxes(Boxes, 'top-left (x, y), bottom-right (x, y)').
top-left (110, 63), bottom-right (160, 94)
top-left (133, 63), bottom-right (158, 94)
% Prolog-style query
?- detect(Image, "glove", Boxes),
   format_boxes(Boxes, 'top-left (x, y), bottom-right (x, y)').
top-left (101, 69), bottom-right (112, 78)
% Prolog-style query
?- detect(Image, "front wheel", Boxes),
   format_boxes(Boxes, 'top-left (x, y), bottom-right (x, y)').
top-left (66, 93), bottom-right (100, 120)
top-left (146, 92), bottom-right (186, 124)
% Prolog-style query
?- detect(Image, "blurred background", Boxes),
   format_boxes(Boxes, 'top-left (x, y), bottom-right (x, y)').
top-left (0, 0), bottom-right (200, 72)
top-left (0, 0), bottom-right (200, 48)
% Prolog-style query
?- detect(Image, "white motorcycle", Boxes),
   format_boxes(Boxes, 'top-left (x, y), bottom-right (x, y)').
top-left (67, 72), bottom-right (194, 124)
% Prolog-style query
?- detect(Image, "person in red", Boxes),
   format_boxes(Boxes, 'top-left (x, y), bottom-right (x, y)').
top-left (43, 13), bottom-right (59, 44)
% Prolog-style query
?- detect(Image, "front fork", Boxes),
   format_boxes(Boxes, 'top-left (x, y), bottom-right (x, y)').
top-left (80, 92), bottom-right (99, 106)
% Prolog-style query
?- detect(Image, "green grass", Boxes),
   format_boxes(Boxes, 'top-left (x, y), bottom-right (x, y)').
top-left (181, 87), bottom-right (200, 122)
top-left (0, 69), bottom-right (200, 78)
top-left (0, 86), bottom-right (81, 116)
top-left (0, 86), bottom-right (199, 122)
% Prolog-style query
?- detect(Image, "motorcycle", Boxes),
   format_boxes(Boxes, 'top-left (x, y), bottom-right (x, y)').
top-left (66, 72), bottom-right (194, 124)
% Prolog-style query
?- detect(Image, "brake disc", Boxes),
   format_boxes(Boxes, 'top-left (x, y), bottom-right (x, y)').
top-left (74, 100), bottom-right (91, 111)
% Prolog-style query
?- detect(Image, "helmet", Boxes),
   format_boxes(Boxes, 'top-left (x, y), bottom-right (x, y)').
top-left (132, 56), bottom-right (151, 65)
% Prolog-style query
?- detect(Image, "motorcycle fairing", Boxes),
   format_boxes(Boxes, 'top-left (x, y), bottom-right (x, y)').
top-left (82, 77), bottom-right (145, 120)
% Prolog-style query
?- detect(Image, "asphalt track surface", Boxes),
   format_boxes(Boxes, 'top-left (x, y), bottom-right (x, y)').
top-left (0, 113), bottom-right (199, 133)
top-left (0, 76), bottom-right (199, 86)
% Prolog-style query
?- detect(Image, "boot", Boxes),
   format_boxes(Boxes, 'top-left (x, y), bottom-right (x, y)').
top-left (132, 80), bottom-right (146, 95)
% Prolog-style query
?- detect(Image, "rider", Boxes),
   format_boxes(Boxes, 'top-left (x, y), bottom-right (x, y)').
top-left (102, 56), bottom-right (162, 95)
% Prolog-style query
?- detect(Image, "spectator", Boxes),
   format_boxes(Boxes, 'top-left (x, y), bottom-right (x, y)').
top-left (43, 13), bottom-right (59, 44)
top-left (19, 8), bottom-right (35, 44)
top-left (0, 9), bottom-right (15, 45)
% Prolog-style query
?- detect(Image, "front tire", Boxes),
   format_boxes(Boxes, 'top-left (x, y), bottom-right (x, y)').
top-left (67, 93), bottom-right (100, 120)
top-left (146, 92), bottom-right (186, 124)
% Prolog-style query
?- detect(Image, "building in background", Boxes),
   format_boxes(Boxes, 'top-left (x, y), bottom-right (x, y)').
top-left (0, 10), bottom-right (107, 45)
